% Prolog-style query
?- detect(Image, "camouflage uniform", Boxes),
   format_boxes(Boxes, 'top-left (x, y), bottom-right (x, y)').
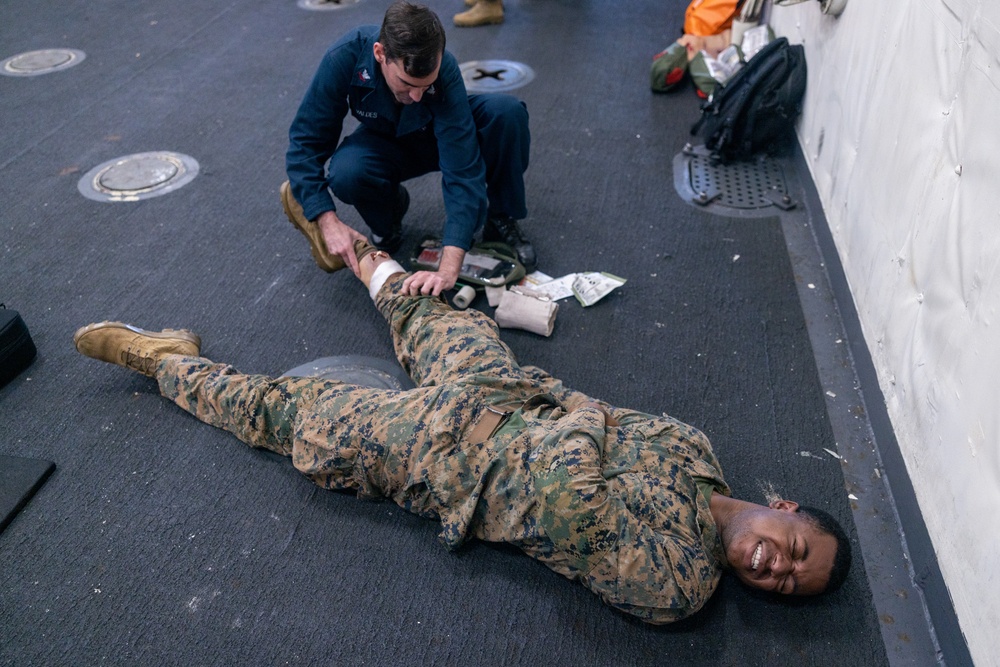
top-left (156, 274), bottom-right (731, 624)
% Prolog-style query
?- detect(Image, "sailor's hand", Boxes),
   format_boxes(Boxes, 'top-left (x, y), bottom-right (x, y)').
top-left (317, 211), bottom-right (367, 277)
top-left (403, 269), bottom-right (457, 296)
top-left (402, 245), bottom-right (464, 296)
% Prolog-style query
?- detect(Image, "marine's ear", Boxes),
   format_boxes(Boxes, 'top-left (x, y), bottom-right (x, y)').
top-left (769, 499), bottom-right (800, 512)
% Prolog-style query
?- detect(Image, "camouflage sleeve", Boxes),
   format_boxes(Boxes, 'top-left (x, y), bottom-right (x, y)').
top-left (581, 471), bottom-right (723, 624)
top-left (523, 406), bottom-right (722, 624)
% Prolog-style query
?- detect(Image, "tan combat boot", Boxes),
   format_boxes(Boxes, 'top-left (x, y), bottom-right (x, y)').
top-left (74, 322), bottom-right (201, 377)
top-left (454, 0), bottom-right (504, 27)
top-left (280, 180), bottom-right (346, 273)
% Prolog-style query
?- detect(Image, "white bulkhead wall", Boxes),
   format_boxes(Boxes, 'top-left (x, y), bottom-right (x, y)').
top-left (769, 1), bottom-right (1000, 664)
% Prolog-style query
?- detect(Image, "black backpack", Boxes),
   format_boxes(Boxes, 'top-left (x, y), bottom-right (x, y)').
top-left (690, 37), bottom-right (807, 163)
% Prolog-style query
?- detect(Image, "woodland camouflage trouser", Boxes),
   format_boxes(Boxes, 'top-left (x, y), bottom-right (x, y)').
top-left (155, 273), bottom-right (730, 624)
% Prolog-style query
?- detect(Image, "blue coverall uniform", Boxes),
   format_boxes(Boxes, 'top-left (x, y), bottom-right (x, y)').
top-left (286, 26), bottom-right (530, 250)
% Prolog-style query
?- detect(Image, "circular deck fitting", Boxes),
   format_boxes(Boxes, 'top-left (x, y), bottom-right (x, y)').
top-left (1, 49), bottom-right (86, 77)
top-left (460, 60), bottom-right (535, 93)
top-left (78, 152), bottom-right (199, 202)
top-left (283, 355), bottom-right (414, 390)
top-left (297, 0), bottom-right (361, 10)
top-left (673, 146), bottom-right (796, 218)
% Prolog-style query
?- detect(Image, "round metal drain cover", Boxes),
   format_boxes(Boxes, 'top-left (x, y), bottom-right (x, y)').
top-left (283, 355), bottom-right (414, 390)
top-left (297, 0), bottom-right (361, 10)
top-left (1, 49), bottom-right (86, 77)
top-left (78, 151), bottom-right (199, 202)
top-left (673, 147), bottom-right (795, 218)
top-left (461, 60), bottom-right (535, 93)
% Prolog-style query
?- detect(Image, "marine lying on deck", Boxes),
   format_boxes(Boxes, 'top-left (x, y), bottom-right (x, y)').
top-left (74, 240), bottom-right (851, 624)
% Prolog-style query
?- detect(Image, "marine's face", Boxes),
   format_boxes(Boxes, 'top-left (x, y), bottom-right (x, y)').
top-left (722, 500), bottom-right (837, 596)
top-left (373, 42), bottom-right (440, 105)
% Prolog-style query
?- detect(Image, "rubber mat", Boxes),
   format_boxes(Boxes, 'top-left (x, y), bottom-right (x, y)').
top-left (0, 455), bottom-right (55, 534)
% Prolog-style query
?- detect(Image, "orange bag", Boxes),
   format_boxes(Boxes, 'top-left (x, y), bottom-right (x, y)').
top-left (684, 0), bottom-right (741, 36)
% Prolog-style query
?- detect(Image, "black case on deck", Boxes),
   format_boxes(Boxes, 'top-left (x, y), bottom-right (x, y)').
top-left (0, 304), bottom-right (38, 388)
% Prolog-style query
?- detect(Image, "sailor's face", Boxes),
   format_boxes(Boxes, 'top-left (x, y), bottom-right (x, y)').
top-left (723, 500), bottom-right (838, 596)
top-left (374, 43), bottom-right (439, 105)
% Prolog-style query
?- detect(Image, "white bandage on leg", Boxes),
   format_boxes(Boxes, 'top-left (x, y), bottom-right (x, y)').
top-left (368, 260), bottom-right (406, 300)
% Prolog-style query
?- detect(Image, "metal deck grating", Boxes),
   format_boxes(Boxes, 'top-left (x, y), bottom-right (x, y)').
top-left (673, 147), bottom-right (797, 217)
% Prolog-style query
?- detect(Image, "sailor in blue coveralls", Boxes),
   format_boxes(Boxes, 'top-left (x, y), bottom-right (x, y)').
top-left (285, 1), bottom-right (537, 297)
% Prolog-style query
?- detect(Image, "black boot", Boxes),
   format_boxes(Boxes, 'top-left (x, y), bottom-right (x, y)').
top-left (484, 216), bottom-right (537, 272)
top-left (369, 185), bottom-right (409, 254)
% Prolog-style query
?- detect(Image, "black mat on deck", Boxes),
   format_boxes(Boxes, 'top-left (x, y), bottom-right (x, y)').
top-left (0, 456), bottom-right (55, 534)
top-left (1, 0), bottom-right (891, 665)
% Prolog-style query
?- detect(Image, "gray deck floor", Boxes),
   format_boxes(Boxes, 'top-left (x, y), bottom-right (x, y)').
top-left (1, 1), bottom-right (943, 665)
